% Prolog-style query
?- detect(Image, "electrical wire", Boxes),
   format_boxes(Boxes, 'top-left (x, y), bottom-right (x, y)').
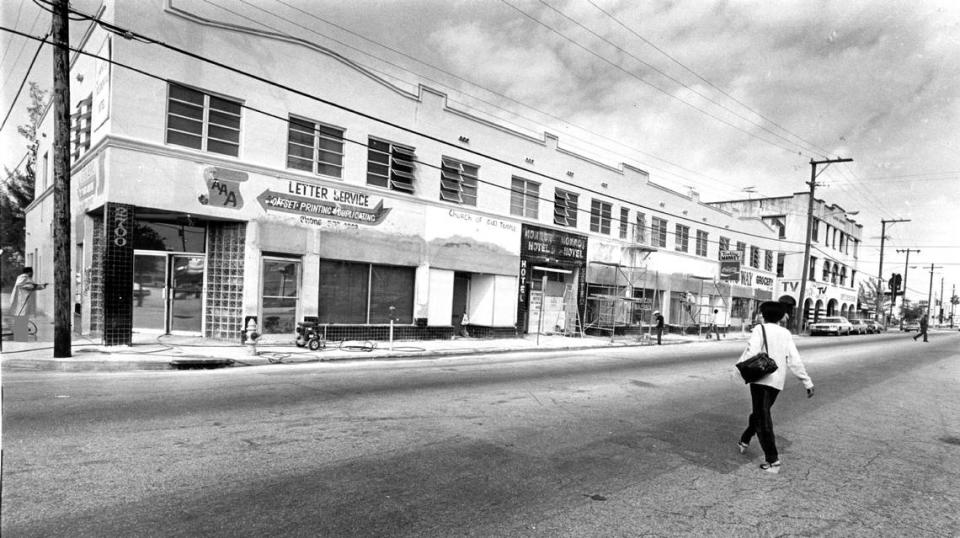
top-left (221, 0), bottom-right (750, 199)
top-left (0, 23), bottom-right (810, 251)
top-left (0, 32), bottom-right (49, 133)
top-left (582, 0), bottom-right (836, 159)
top-left (498, 0), bottom-right (810, 158)
top-left (534, 0), bottom-right (827, 159)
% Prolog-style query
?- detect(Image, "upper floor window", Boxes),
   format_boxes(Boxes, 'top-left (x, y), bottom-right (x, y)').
top-left (439, 157), bottom-right (478, 206)
top-left (822, 260), bottom-right (831, 281)
top-left (590, 199), bottom-right (612, 234)
top-left (736, 241), bottom-right (746, 255)
top-left (810, 256), bottom-right (818, 280)
top-left (675, 224), bottom-right (690, 252)
top-left (166, 83), bottom-right (241, 157)
top-left (367, 138), bottom-right (416, 194)
top-left (764, 250), bottom-right (774, 272)
top-left (619, 207), bottom-right (629, 239)
top-left (554, 189), bottom-right (579, 228)
top-left (776, 252), bottom-right (785, 277)
top-left (651, 217), bottom-right (668, 248)
top-left (71, 94), bottom-right (92, 163)
top-left (750, 246), bottom-right (760, 268)
top-left (510, 177), bottom-right (539, 219)
top-left (718, 236), bottom-right (730, 260)
top-left (287, 117), bottom-right (344, 178)
top-left (695, 230), bottom-right (708, 257)
top-left (811, 219), bottom-right (820, 242)
top-left (635, 212), bottom-right (646, 243)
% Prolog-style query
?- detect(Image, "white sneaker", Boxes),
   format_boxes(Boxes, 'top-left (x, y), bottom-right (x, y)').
top-left (737, 441), bottom-right (749, 454)
top-left (760, 460), bottom-right (781, 474)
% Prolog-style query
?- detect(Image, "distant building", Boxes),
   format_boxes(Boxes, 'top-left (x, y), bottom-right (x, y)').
top-left (709, 194), bottom-right (863, 326)
top-left (24, 0), bottom-right (783, 344)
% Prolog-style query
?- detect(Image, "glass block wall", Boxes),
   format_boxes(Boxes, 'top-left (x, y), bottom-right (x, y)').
top-left (88, 216), bottom-right (104, 334)
top-left (205, 222), bottom-right (245, 339)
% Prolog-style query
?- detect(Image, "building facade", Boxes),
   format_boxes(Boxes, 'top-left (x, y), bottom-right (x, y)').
top-left (709, 194), bottom-right (864, 326)
top-left (25, 0), bottom-right (786, 344)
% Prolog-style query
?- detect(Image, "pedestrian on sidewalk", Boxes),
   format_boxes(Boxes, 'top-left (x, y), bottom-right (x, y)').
top-left (709, 308), bottom-right (721, 340)
top-left (736, 301), bottom-right (814, 474)
top-left (913, 316), bottom-right (929, 342)
top-left (9, 267), bottom-right (47, 316)
top-left (654, 311), bottom-right (664, 345)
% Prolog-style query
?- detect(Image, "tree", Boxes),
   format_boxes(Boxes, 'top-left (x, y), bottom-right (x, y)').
top-left (1, 82), bottom-right (48, 289)
top-left (857, 279), bottom-right (890, 316)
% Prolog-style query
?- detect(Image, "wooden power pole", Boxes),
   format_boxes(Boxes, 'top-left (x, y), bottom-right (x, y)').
top-left (52, 0), bottom-right (72, 357)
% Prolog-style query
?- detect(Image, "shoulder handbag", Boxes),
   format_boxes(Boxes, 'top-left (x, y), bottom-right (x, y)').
top-left (735, 324), bottom-right (779, 384)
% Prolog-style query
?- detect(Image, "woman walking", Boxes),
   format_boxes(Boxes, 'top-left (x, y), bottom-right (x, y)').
top-left (736, 301), bottom-right (814, 473)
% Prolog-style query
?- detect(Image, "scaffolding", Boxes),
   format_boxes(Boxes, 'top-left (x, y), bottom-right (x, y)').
top-left (585, 259), bottom-right (659, 342)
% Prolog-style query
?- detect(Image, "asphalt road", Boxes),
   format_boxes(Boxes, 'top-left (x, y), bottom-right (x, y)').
top-left (2, 331), bottom-right (959, 537)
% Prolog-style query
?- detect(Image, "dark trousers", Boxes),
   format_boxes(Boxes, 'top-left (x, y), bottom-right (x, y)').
top-left (740, 384), bottom-right (781, 463)
top-left (656, 326), bottom-right (663, 345)
top-left (913, 327), bottom-right (928, 341)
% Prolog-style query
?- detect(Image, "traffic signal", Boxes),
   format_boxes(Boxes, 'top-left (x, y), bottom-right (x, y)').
top-left (888, 273), bottom-right (902, 292)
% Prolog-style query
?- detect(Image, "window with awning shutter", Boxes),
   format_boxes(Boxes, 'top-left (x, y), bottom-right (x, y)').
top-left (367, 138), bottom-right (416, 194)
top-left (554, 189), bottom-right (579, 228)
top-left (439, 157), bottom-right (478, 206)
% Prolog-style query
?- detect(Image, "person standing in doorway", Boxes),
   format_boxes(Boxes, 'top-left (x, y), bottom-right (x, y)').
top-left (913, 315), bottom-right (929, 342)
top-left (736, 301), bottom-right (815, 474)
top-left (654, 310), bottom-right (664, 345)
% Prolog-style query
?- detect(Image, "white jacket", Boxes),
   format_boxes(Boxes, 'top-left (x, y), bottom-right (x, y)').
top-left (737, 323), bottom-right (814, 390)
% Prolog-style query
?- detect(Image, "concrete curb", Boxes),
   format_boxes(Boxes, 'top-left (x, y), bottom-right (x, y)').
top-left (1, 338), bottom-right (703, 373)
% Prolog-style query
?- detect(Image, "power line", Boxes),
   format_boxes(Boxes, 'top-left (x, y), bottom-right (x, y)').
top-left (28, 12), bottom-right (821, 250)
top-left (225, 0), bottom-right (751, 199)
top-left (0, 32), bottom-right (49, 133)
top-left (1, 24), bottom-right (810, 254)
top-left (535, 0), bottom-right (827, 159)
top-left (498, 0), bottom-right (810, 158)
top-left (583, 0), bottom-right (835, 159)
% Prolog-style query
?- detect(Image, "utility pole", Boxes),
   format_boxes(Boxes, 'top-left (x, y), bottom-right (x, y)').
top-left (924, 264), bottom-right (943, 325)
top-left (939, 276), bottom-right (944, 324)
top-left (52, 0), bottom-right (72, 357)
top-left (896, 248), bottom-right (920, 329)
top-left (876, 218), bottom-right (910, 322)
top-left (951, 284), bottom-right (956, 328)
top-left (796, 157), bottom-right (852, 333)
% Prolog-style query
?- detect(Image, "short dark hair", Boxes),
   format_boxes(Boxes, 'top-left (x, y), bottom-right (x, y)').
top-left (22, 266), bottom-right (34, 275)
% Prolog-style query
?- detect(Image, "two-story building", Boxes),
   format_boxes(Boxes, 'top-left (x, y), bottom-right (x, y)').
top-left (24, 0), bottom-right (786, 345)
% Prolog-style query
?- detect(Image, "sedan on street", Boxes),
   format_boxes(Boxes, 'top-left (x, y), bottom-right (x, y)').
top-left (865, 320), bottom-right (885, 333)
top-left (849, 319), bottom-right (869, 334)
top-left (809, 316), bottom-right (853, 336)
top-left (902, 320), bottom-right (921, 332)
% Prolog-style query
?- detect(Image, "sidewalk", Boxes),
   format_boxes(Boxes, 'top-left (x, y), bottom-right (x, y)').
top-left (1, 322), bottom-right (751, 372)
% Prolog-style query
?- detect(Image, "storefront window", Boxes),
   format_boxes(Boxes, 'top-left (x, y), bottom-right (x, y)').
top-left (134, 220), bottom-right (205, 252)
top-left (262, 259), bottom-right (300, 334)
top-left (318, 259), bottom-right (414, 324)
top-left (731, 297), bottom-right (749, 319)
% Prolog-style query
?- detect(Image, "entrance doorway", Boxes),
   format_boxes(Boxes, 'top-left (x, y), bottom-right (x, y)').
top-left (452, 272), bottom-right (470, 335)
top-left (133, 251), bottom-right (205, 334)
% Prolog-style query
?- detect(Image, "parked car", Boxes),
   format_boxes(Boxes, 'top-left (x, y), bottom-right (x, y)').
top-left (849, 319), bottom-right (869, 335)
top-left (864, 320), bottom-right (885, 333)
top-left (902, 320), bottom-right (920, 332)
top-left (809, 316), bottom-right (853, 336)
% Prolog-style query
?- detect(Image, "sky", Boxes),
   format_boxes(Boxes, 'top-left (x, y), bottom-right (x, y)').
top-left (2, 0), bottom-right (959, 310)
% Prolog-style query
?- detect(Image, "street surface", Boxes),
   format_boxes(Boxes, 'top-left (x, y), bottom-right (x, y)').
top-left (2, 332), bottom-right (959, 537)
